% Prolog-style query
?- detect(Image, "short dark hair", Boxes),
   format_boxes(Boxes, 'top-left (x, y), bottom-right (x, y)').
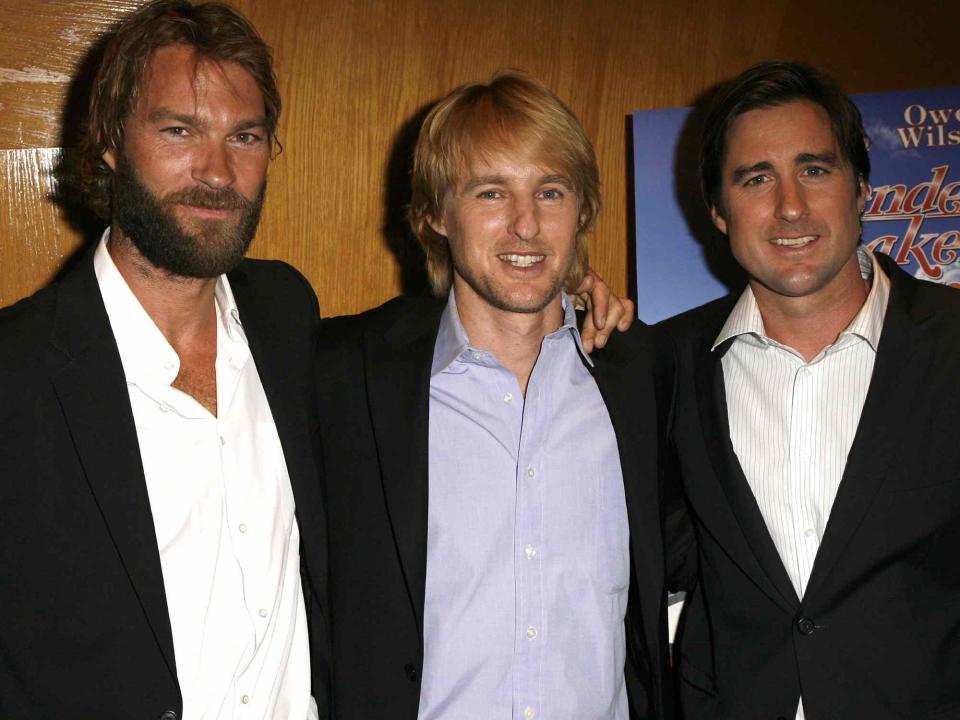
top-left (700, 61), bottom-right (870, 216)
top-left (79, 0), bottom-right (280, 218)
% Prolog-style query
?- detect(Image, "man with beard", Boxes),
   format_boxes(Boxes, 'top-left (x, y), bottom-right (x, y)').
top-left (0, 2), bottom-right (329, 718)
top-left (0, 4), bottom-right (631, 719)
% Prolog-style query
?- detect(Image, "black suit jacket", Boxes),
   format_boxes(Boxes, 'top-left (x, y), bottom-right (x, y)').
top-left (661, 254), bottom-right (960, 720)
top-left (0, 249), bottom-right (330, 719)
top-left (316, 295), bottom-right (676, 720)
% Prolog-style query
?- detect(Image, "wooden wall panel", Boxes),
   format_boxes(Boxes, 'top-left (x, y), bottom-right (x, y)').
top-left (1, 0), bottom-right (957, 315)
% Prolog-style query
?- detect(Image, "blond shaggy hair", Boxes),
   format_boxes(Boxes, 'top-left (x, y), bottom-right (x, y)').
top-left (409, 72), bottom-right (601, 297)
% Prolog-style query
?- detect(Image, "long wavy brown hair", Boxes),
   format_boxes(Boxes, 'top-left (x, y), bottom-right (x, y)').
top-left (78, 0), bottom-right (281, 218)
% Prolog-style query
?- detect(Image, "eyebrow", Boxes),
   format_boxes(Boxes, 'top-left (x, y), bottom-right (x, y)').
top-left (146, 108), bottom-right (268, 133)
top-left (730, 152), bottom-right (841, 184)
top-left (461, 173), bottom-right (574, 193)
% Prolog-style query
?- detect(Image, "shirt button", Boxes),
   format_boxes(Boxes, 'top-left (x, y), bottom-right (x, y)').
top-left (471, 351), bottom-right (482, 361)
top-left (526, 467), bottom-right (535, 478)
top-left (804, 528), bottom-right (816, 538)
top-left (524, 706), bottom-right (535, 719)
top-left (220, 436), bottom-right (226, 447)
top-left (802, 366), bottom-right (812, 376)
top-left (258, 608), bottom-right (268, 618)
top-left (238, 523), bottom-right (248, 533)
top-left (503, 392), bottom-right (513, 403)
top-left (159, 402), bottom-right (170, 413)
top-left (526, 626), bottom-right (537, 640)
top-left (240, 694), bottom-right (250, 704)
top-left (525, 545), bottom-right (537, 559)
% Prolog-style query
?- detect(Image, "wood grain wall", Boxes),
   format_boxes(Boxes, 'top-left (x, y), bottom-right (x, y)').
top-left (1, 0), bottom-right (956, 316)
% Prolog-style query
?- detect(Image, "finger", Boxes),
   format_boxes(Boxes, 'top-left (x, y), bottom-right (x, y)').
top-left (618, 299), bottom-right (636, 331)
top-left (580, 298), bottom-right (597, 354)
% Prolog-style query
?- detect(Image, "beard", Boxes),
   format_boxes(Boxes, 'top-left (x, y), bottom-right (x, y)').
top-left (112, 154), bottom-right (265, 278)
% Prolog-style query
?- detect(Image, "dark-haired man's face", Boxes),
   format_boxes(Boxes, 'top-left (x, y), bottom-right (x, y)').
top-left (104, 44), bottom-right (270, 277)
top-left (711, 100), bottom-right (867, 310)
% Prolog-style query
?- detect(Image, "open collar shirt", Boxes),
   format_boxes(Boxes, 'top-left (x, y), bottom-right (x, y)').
top-left (94, 233), bottom-right (315, 720)
top-left (714, 246), bottom-right (890, 720)
top-left (418, 289), bottom-right (630, 720)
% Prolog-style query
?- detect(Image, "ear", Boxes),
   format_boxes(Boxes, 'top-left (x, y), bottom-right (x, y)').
top-left (856, 177), bottom-right (869, 214)
top-left (710, 205), bottom-right (728, 236)
top-left (102, 146), bottom-right (118, 172)
top-left (427, 213), bottom-right (447, 238)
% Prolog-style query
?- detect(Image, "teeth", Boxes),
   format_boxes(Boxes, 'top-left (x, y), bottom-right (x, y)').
top-left (771, 235), bottom-right (816, 247)
top-left (498, 253), bottom-right (545, 267)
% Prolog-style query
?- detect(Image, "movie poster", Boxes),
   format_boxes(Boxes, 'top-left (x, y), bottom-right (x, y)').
top-left (632, 86), bottom-right (960, 323)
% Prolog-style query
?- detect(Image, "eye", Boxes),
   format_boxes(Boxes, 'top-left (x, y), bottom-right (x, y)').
top-left (540, 187), bottom-right (565, 200)
top-left (743, 174), bottom-right (769, 187)
top-left (476, 190), bottom-right (502, 200)
top-left (803, 165), bottom-right (828, 177)
top-left (161, 126), bottom-right (189, 137)
top-left (234, 131), bottom-right (265, 146)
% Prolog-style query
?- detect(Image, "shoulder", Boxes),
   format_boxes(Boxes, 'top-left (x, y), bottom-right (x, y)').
top-left (653, 292), bottom-right (740, 358)
top-left (318, 294), bottom-right (444, 348)
top-left (655, 293), bottom-right (738, 345)
top-left (230, 257), bottom-right (319, 313)
top-left (882, 256), bottom-right (960, 328)
top-left (0, 283), bottom-right (61, 371)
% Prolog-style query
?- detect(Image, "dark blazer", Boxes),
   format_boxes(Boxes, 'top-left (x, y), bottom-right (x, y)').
top-left (661, 254), bottom-right (960, 720)
top-left (316, 295), bottom-right (677, 720)
top-left (0, 249), bottom-right (329, 720)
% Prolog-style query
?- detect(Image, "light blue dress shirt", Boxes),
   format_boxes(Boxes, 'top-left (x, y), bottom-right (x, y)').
top-left (418, 290), bottom-right (630, 720)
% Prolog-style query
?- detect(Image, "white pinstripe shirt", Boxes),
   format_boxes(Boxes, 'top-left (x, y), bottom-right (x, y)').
top-left (714, 247), bottom-right (890, 719)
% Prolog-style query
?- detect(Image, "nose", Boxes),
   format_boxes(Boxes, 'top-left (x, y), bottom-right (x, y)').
top-left (192, 141), bottom-right (235, 189)
top-left (775, 177), bottom-right (807, 222)
top-left (507, 195), bottom-right (540, 240)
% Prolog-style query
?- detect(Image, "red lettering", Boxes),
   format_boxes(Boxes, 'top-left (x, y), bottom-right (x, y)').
top-left (939, 182), bottom-right (960, 215)
top-left (893, 215), bottom-right (941, 278)
top-left (932, 230), bottom-right (960, 266)
top-left (865, 235), bottom-right (898, 255)
top-left (903, 165), bottom-right (949, 214)
top-left (866, 184), bottom-right (907, 215)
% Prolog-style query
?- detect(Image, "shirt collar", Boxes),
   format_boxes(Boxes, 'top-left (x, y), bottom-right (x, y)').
top-left (94, 228), bottom-right (248, 386)
top-left (431, 288), bottom-right (590, 377)
top-left (712, 245), bottom-right (890, 353)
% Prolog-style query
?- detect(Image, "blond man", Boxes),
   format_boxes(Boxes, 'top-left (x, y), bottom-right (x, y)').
top-left (317, 73), bottom-right (675, 720)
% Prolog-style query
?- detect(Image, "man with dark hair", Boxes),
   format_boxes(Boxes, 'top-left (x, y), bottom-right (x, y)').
top-left (663, 61), bottom-right (960, 719)
top-left (318, 73), bottom-right (674, 720)
top-left (0, 2), bottom-right (329, 717)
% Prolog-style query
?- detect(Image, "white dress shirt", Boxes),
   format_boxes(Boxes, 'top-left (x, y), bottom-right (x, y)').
top-left (94, 234), bottom-right (316, 720)
top-left (714, 246), bottom-right (890, 720)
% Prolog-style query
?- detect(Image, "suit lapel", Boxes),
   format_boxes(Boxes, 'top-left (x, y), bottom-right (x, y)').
top-left (363, 306), bottom-right (441, 640)
top-left (229, 267), bottom-right (328, 606)
top-left (693, 334), bottom-right (801, 612)
top-left (803, 266), bottom-right (927, 602)
top-left (49, 253), bottom-right (177, 680)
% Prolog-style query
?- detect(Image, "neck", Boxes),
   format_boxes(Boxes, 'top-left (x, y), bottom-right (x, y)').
top-left (753, 262), bottom-right (870, 362)
top-left (107, 226), bottom-right (218, 351)
top-left (455, 284), bottom-right (564, 395)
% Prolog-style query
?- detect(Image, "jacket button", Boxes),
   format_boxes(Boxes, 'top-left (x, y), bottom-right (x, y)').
top-left (404, 662), bottom-right (419, 682)
top-left (158, 712), bottom-right (178, 720)
top-left (797, 617), bottom-right (816, 635)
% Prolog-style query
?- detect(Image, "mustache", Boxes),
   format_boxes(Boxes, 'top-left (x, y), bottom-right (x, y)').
top-left (165, 186), bottom-right (252, 210)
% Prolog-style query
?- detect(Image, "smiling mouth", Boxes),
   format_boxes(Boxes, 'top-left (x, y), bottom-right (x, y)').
top-left (498, 253), bottom-right (545, 268)
top-left (770, 235), bottom-right (818, 247)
